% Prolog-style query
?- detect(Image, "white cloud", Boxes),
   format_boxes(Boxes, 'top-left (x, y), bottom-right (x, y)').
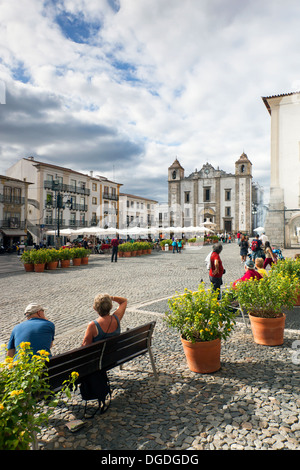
top-left (1, 0), bottom-right (300, 200)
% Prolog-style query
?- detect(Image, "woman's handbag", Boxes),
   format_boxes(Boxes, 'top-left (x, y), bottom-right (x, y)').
top-left (79, 369), bottom-right (111, 418)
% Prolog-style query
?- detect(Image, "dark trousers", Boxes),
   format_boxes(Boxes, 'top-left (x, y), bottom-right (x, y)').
top-left (209, 276), bottom-right (223, 299)
top-left (111, 246), bottom-right (118, 262)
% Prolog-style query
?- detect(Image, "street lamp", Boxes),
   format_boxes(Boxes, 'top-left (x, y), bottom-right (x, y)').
top-left (252, 203), bottom-right (258, 233)
top-left (46, 180), bottom-right (72, 245)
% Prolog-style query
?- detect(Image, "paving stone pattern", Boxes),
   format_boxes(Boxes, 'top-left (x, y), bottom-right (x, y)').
top-left (0, 243), bottom-right (299, 450)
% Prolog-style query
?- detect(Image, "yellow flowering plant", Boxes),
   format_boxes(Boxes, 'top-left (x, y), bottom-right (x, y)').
top-left (165, 282), bottom-right (236, 343)
top-left (269, 257), bottom-right (300, 280)
top-left (0, 342), bottom-right (78, 450)
top-left (234, 269), bottom-right (298, 318)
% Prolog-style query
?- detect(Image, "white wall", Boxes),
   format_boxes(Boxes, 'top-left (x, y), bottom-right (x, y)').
top-left (278, 98), bottom-right (300, 209)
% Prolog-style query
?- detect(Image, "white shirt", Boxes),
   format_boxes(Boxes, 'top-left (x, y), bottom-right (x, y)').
top-left (259, 234), bottom-right (268, 245)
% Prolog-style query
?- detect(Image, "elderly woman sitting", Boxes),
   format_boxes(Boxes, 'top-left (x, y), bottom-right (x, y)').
top-left (232, 259), bottom-right (262, 288)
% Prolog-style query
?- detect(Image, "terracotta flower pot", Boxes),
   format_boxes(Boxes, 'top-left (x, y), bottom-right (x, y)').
top-left (123, 252), bottom-right (131, 257)
top-left (249, 313), bottom-right (286, 346)
top-left (181, 337), bottom-right (221, 373)
top-left (34, 263), bottom-right (45, 273)
top-left (24, 263), bottom-right (34, 272)
top-left (60, 259), bottom-right (70, 268)
top-left (81, 257), bottom-right (89, 265)
top-left (136, 250), bottom-right (142, 256)
top-left (118, 251), bottom-right (123, 257)
top-left (72, 258), bottom-right (81, 266)
top-left (47, 261), bottom-right (58, 270)
top-left (131, 251), bottom-right (137, 257)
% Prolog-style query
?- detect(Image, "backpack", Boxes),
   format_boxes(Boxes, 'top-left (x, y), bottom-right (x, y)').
top-left (251, 240), bottom-right (259, 252)
top-left (205, 251), bottom-right (212, 270)
top-left (80, 369), bottom-right (111, 418)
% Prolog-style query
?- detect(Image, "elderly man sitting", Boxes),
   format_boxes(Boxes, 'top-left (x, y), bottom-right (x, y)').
top-left (233, 259), bottom-right (262, 288)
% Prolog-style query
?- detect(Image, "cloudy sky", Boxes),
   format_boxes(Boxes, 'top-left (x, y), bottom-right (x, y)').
top-left (1, 0), bottom-right (300, 202)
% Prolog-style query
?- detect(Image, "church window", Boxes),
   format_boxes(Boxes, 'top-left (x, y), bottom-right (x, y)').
top-left (204, 188), bottom-right (211, 202)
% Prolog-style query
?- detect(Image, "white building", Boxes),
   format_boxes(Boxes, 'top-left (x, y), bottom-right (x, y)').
top-left (6, 157), bottom-right (122, 244)
top-left (0, 175), bottom-right (31, 248)
top-left (168, 154), bottom-right (262, 234)
top-left (263, 91), bottom-right (300, 247)
top-left (119, 193), bottom-right (158, 231)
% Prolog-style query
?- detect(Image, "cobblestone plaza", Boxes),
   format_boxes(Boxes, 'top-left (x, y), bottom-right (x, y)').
top-left (0, 243), bottom-right (299, 450)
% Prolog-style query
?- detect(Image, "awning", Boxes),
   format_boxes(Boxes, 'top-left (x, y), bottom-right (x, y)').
top-left (1, 229), bottom-right (27, 236)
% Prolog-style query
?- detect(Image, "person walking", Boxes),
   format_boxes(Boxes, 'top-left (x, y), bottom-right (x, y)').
top-left (263, 241), bottom-right (275, 269)
top-left (209, 242), bottom-right (225, 298)
top-left (250, 234), bottom-right (265, 260)
top-left (111, 235), bottom-right (119, 262)
top-left (239, 235), bottom-right (249, 263)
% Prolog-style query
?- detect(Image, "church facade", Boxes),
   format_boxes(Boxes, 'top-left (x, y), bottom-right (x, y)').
top-left (168, 153), bottom-right (259, 234)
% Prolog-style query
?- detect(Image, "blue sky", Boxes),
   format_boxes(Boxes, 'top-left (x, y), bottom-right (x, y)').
top-left (1, 0), bottom-right (300, 201)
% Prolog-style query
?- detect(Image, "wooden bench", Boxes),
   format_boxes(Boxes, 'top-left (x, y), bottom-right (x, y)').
top-left (47, 321), bottom-right (158, 393)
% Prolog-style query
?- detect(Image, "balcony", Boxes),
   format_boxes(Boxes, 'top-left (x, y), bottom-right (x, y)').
top-left (0, 219), bottom-right (26, 229)
top-left (44, 219), bottom-right (89, 229)
top-left (103, 192), bottom-right (118, 201)
top-left (104, 208), bottom-right (118, 215)
top-left (44, 180), bottom-right (90, 196)
top-left (69, 220), bottom-right (89, 227)
top-left (0, 194), bottom-right (25, 205)
top-left (44, 200), bottom-right (88, 211)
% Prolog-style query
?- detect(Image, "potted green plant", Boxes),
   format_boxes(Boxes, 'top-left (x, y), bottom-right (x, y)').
top-left (165, 283), bottom-right (236, 373)
top-left (146, 241), bottom-right (153, 254)
top-left (30, 249), bottom-right (51, 272)
top-left (20, 250), bottom-right (34, 272)
top-left (131, 242), bottom-right (138, 257)
top-left (58, 247), bottom-right (72, 268)
top-left (118, 243), bottom-right (124, 257)
top-left (120, 242), bottom-right (132, 257)
top-left (234, 269), bottom-right (298, 345)
top-left (141, 242), bottom-right (150, 254)
top-left (0, 343), bottom-right (78, 450)
top-left (70, 247), bottom-right (82, 266)
top-left (81, 248), bottom-right (91, 265)
top-left (269, 257), bottom-right (300, 305)
top-left (135, 242), bottom-right (143, 256)
top-left (46, 249), bottom-right (60, 270)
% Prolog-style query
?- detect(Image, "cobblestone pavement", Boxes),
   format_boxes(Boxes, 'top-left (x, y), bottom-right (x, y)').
top-left (0, 243), bottom-right (299, 451)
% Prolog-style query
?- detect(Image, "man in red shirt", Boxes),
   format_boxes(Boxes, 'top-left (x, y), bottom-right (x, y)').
top-left (233, 259), bottom-right (262, 288)
top-left (111, 236), bottom-right (119, 263)
top-left (209, 243), bottom-right (224, 298)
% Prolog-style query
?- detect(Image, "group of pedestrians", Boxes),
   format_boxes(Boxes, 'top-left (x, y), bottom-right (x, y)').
top-left (171, 238), bottom-right (183, 253)
top-left (238, 232), bottom-right (275, 269)
top-left (208, 230), bottom-right (275, 298)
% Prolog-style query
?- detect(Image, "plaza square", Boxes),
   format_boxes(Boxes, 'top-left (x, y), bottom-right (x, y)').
top-left (1, 243), bottom-right (299, 450)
